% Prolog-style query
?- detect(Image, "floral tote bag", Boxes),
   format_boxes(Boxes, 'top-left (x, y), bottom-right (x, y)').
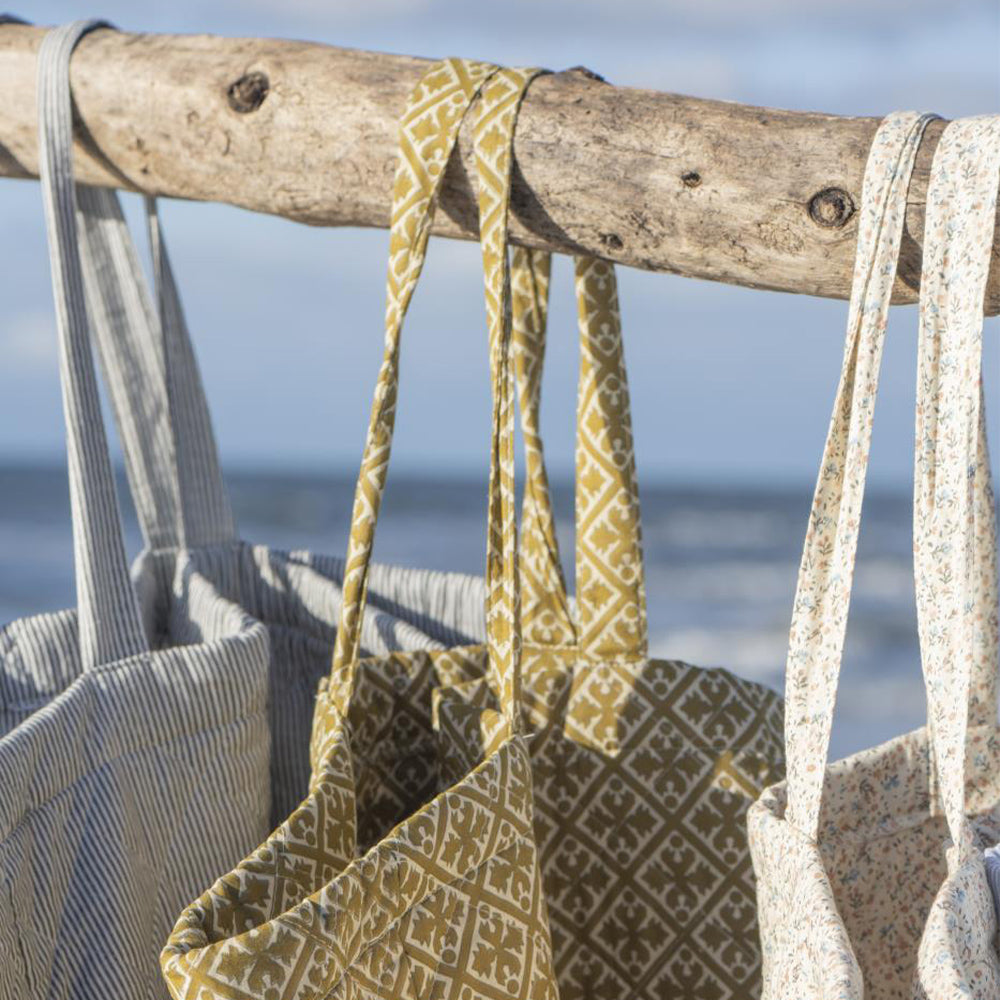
top-left (748, 112), bottom-right (1000, 999)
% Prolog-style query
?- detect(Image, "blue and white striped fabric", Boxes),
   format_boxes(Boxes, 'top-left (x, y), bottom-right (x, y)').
top-left (76, 181), bottom-right (489, 827)
top-left (985, 843), bottom-right (1000, 923)
top-left (0, 21), bottom-right (273, 1000)
top-left (1, 21), bottom-right (491, 998)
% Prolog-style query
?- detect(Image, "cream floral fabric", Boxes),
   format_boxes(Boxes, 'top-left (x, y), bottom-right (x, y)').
top-left (160, 59), bottom-right (558, 1000)
top-left (911, 114), bottom-right (1000, 998)
top-left (748, 112), bottom-right (1000, 999)
top-left (433, 84), bottom-right (786, 1000)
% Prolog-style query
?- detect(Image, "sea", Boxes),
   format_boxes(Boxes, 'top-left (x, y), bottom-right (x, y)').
top-left (0, 463), bottom-right (934, 759)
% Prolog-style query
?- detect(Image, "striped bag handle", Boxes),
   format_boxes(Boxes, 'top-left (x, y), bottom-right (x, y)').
top-left (914, 115), bottom-right (1000, 858)
top-left (13, 15), bottom-right (233, 553)
top-left (36, 20), bottom-right (149, 668)
top-left (76, 188), bottom-right (236, 551)
top-left (145, 195), bottom-right (236, 548)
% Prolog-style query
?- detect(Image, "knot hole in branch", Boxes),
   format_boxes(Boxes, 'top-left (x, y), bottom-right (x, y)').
top-left (227, 71), bottom-right (270, 113)
top-left (808, 187), bottom-right (855, 228)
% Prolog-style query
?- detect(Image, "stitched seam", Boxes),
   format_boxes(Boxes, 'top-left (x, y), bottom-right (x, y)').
top-left (1, 865), bottom-right (34, 996)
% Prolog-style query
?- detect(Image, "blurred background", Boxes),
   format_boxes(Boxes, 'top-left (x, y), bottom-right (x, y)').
top-left (1, 0), bottom-right (998, 755)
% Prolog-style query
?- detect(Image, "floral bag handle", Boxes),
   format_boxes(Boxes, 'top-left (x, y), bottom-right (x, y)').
top-left (781, 111), bottom-right (998, 840)
top-left (911, 113), bottom-right (1000, 994)
top-left (914, 115), bottom-right (1000, 857)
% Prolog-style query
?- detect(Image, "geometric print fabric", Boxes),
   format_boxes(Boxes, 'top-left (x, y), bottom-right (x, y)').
top-left (438, 644), bottom-right (786, 999)
top-left (434, 75), bottom-right (785, 1000)
top-left (161, 57), bottom-right (559, 1000)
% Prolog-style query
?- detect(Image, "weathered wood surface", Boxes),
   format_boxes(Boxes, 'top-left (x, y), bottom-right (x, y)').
top-left (0, 22), bottom-right (997, 312)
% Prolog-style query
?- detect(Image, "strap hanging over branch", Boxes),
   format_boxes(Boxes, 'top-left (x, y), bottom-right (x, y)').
top-left (0, 22), bottom-right (997, 312)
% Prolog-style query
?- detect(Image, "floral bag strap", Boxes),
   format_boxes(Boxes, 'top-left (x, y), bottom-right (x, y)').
top-left (914, 115), bottom-right (1000, 857)
top-left (783, 111), bottom-right (938, 837)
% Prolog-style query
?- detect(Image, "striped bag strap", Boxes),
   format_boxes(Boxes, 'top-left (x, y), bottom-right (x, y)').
top-left (783, 112), bottom-right (937, 837)
top-left (77, 189), bottom-right (236, 551)
top-left (7, 15), bottom-right (231, 552)
top-left (34, 17), bottom-right (234, 550)
top-left (37, 20), bottom-right (149, 668)
top-left (914, 115), bottom-right (1000, 857)
top-left (328, 59), bottom-right (500, 707)
top-left (145, 195), bottom-right (236, 548)
top-left (44, 16), bottom-right (233, 551)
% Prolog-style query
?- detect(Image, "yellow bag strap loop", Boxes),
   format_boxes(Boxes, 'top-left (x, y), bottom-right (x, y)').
top-left (511, 248), bottom-right (578, 647)
top-left (573, 255), bottom-right (648, 658)
top-left (329, 58), bottom-right (499, 709)
top-left (510, 236), bottom-right (648, 661)
top-left (473, 66), bottom-right (547, 730)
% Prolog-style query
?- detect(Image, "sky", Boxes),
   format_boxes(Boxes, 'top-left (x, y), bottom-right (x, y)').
top-left (0, 0), bottom-right (998, 486)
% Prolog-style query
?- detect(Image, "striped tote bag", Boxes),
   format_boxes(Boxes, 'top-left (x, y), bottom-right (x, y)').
top-left (77, 182), bottom-right (489, 829)
top-left (0, 23), bottom-right (273, 999)
top-left (432, 71), bottom-right (786, 1000)
top-left (53, 22), bottom-right (614, 847)
top-left (19, 19), bottom-right (499, 831)
top-left (748, 113), bottom-right (1000, 998)
top-left (161, 59), bottom-right (558, 999)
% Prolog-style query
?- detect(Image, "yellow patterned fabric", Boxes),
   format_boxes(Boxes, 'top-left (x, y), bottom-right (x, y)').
top-left (160, 59), bottom-right (559, 1000)
top-left (434, 89), bottom-right (786, 1000)
top-left (512, 249), bottom-right (577, 650)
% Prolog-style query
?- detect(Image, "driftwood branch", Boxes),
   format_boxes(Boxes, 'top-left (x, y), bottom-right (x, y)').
top-left (0, 22), bottom-right (997, 313)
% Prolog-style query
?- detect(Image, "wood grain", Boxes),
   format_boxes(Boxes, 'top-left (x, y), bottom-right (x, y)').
top-left (0, 23), bottom-right (996, 312)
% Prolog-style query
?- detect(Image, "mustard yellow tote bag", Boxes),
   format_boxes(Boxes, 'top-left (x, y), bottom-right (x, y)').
top-left (432, 82), bottom-right (786, 1000)
top-left (160, 60), bottom-right (559, 1000)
